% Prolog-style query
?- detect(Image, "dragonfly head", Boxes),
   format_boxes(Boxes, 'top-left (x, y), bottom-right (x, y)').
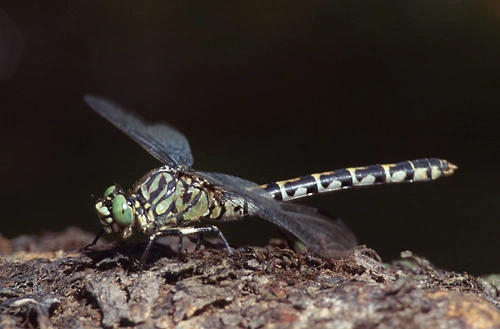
top-left (95, 185), bottom-right (135, 239)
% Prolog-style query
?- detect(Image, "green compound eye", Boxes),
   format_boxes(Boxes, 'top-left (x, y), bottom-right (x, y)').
top-left (112, 194), bottom-right (133, 226)
top-left (104, 186), bottom-right (116, 198)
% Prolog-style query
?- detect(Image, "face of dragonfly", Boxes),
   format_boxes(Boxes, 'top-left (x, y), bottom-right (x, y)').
top-left (95, 185), bottom-right (135, 239)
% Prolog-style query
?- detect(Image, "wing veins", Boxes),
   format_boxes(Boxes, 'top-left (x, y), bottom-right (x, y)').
top-left (84, 95), bottom-right (194, 167)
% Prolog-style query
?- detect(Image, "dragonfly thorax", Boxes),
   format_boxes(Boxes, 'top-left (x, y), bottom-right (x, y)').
top-left (95, 166), bottom-right (231, 241)
top-left (132, 166), bottom-right (222, 235)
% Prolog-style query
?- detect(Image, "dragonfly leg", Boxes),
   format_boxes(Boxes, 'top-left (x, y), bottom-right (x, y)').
top-left (141, 229), bottom-right (188, 263)
top-left (194, 233), bottom-right (204, 251)
top-left (191, 226), bottom-right (233, 255)
top-left (176, 226), bottom-right (233, 255)
top-left (177, 235), bottom-right (184, 255)
top-left (63, 229), bottom-right (105, 258)
top-left (141, 233), bottom-right (160, 264)
top-left (80, 228), bottom-right (105, 251)
top-left (140, 226), bottom-right (233, 263)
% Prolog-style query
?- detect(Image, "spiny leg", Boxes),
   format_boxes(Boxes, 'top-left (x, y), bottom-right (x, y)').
top-left (188, 233), bottom-right (204, 251)
top-left (63, 229), bottom-right (105, 259)
top-left (141, 226), bottom-right (233, 263)
top-left (177, 235), bottom-right (184, 255)
top-left (179, 226), bottom-right (233, 255)
top-left (141, 230), bottom-right (184, 263)
top-left (188, 233), bottom-right (227, 252)
top-left (81, 228), bottom-right (105, 250)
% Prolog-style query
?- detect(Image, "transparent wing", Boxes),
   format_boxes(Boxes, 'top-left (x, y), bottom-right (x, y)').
top-left (84, 95), bottom-right (194, 167)
top-left (197, 171), bottom-right (358, 258)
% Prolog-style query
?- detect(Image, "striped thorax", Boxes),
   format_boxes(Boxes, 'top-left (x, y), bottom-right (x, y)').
top-left (94, 165), bottom-right (247, 241)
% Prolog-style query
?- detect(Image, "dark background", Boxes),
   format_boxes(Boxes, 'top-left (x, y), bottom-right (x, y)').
top-left (1, 2), bottom-right (499, 275)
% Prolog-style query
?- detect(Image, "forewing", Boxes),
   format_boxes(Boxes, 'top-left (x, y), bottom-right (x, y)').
top-left (197, 171), bottom-right (358, 257)
top-left (84, 95), bottom-right (194, 167)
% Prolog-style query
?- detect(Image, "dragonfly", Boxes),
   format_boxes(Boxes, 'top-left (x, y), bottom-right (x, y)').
top-left (83, 95), bottom-right (457, 263)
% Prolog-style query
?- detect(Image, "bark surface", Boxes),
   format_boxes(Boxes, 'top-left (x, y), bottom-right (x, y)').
top-left (0, 227), bottom-right (499, 329)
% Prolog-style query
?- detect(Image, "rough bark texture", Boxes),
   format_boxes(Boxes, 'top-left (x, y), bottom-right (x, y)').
top-left (0, 227), bottom-right (499, 329)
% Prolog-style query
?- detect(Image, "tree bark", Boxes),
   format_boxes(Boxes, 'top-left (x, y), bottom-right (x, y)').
top-left (0, 227), bottom-right (499, 329)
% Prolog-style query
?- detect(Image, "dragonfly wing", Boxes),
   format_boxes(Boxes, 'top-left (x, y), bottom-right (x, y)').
top-left (197, 171), bottom-right (358, 257)
top-left (84, 95), bottom-right (194, 167)
top-left (265, 202), bottom-right (358, 257)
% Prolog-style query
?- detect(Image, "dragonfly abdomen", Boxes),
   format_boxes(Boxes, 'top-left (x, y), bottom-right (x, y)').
top-left (262, 158), bottom-right (457, 202)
